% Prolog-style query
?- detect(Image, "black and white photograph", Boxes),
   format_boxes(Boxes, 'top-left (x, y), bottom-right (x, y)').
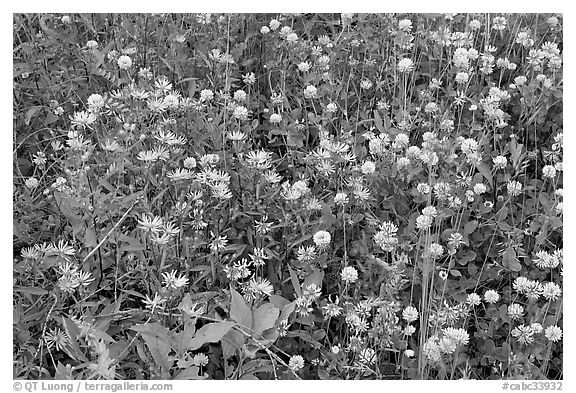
top-left (11, 8), bottom-right (565, 388)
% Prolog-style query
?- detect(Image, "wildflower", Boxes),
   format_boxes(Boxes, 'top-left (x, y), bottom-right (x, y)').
top-left (484, 290), bottom-right (500, 304)
top-left (199, 89), bottom-right (214, 102)
top-left (334, 192), bottom-right (349, 206)
top-left (341, 266), bottom-right (359, 283)
top-left (544, 325), bottom-right (562, 342)
top-left (192, 353), bottom-right (209, 367)
top-left (87, 94), bottom-right (105, 112)
top-left (492, 16), bottom-right (508, 31)
top-left (269, 113), bottom-right (282, 124)
top-left (416, 215), bottom-right (433, 230)
top-left (427, 243), bottom-right (444, 259)
top-left (511, 325), bottom-right (534, 345)
top-left (542, 282), bottom-right (562, 301)
top-left (455, 72), bottom-right (469, 84)
top-left (161, 270), bottom-right (189, 289)
top-left (404, 349), bottom-right (415, 358)
top-left (323, 301), bottom-right (343, 318)
top-left (44, 327), bottom-right (69, 351)
top-left (70, 111), bottom-right (97, 129)
top-left (374, 222), bottom-right (399, 252)
top-left (507, 181), bottom-right (523, 197)
top-left (233, 105), bottom-right (249, 120)
top-left (542, 165), bottom-right (557, 179)
top-left (86, 40), bottom-right (98, 49)
top-left (248, 277), bottom-right (274, 297)
top-left (404, 325), bottom-right (416, 336)
top-left (143, 293), bottom-right (166, 311)
top-left (397, 58), bottom-right (414, 73)
top-left (508, 303), bottom-right (524, 320)
top-left (303, 284), bottom-right (321, 301)
top-left (466, 293), bottom-right (481, 306)
top-left (531, 323), bottom-right (543, 334)
top-left (288, 355), bottom-right (305, 372)
top-left (402, 306), bottom-right (419, 323)
top-left (304, 85), bottom-right (318, 99)
top-left (532, 251), bottom-right (559, 269)
top-left (245, 150), bottom-right (272, 170)
top-left (25, 177), bottom-right (39, 189)
top-left (137, 214), bottom-right (163, 232)
top-left (313, 230), bottom-right (331, 249)
top-left (360, 79), bottom-right (373, 89)
top-left (398, 19), bottom-right (413, 32)
top-left (233, 90), bottom-right (247, 102)
top-left (117, 55), bottom-right (133, 70)
top-left (417, 183), bottom-right (431, 194)
top-left (285, 32), bottom-right (298, 43)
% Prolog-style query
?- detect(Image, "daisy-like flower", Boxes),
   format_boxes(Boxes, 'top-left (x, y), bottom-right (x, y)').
top-left (245, 150), bottom-right (272, 170)
top-left (167, 168), bottom-right (194, 181)
top-left (341, 266), bottom-right (358, 283)
top-left (402, 306), bottom-right (419, 323)
top-left (313, 230), bottom-right (331, 249)
top-left (397, 58), bottom-right (414, 73)
top-left (137, 214), bottom-right (163, 232)
top-left (448, 232), bottom-right (464, 249)
top-left (492, 16), bottom-right (508, 31)
top-left (143, 293), bottom-right (166, 311)
top-left (296, 245), bottom-right (317, 263)
top-left (544, 325), bottom-right (562, 342)
top-left (248, 276), bottom-right (274, 297)
top-left (209, 233), bottom-right (228, 253)
top-left (70, 111), bottom-right (97, 129)
top-left (288, 355), bottom-right (305, 372)
top-left (44, 327), bottom-right (69, 351)
top-left (137, 150), bottom-right (159, 163)
top-left (484, 289), bottom-right (500, 304)
top-left (323, 299), bottom-right (343, 318)
top-left (161, 270), bottom-right (189, 289)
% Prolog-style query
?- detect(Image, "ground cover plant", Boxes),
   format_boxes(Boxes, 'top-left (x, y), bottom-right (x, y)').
top-left (13, 13), bottom-right (563, 380)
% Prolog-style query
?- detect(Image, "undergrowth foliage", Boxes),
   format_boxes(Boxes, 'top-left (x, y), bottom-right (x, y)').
top-left (13, 13), bottom-right (562, 380)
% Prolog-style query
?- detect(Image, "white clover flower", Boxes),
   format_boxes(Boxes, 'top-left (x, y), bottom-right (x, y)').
top-left (200, 89), bottom-right (214, 102)
top-left (260, 26), bottom-right (270, 34)
top-left (544, 325), bottom-right (562, 342)
top-left (340, 266), bottom-right (358, 283)
top-left (360, 161), bottom-right (376, 175)
top-left (493, 155), bottom-right (507, 169)
top-left (326, 102), bottom-right (338, 113)
top-left (87, 93), bottom-right (105, 111)
top-left (313, 230), bottom-right (331, 248)
top-left (416, 215), bottom-right (433, 230)
top-left (183, 157), bottom-right (197, 169)
top-left (117, 55), bottom-right (133, 70)
top-left (397, 57), bottom-right (414, 73)
top-left (484, 290), bottom-right (500, 304)
top-left (466, 293), bottom-right (481, 306)
top-left (404, 349), bottom-right (415, 358)
top-left (427, 243), bottom-right (444, 259)
top-left (508, 303), bottom-right (524, 320)
top-left (455, 72), bottom-right (469, 84)
top-left (507, 181), bottom-right (523, 197)
top-left (334, 192), bottom-right (349, 206)
top-left (269, 113), bottom-right (282, 124)
top-left (25, 177), bottom-right (39, 189)
top-left (86, 40), bottom-right (98, 49)
top-left (542, 282), bottom-right (562, 301)
top-left (542, 165), bottom-right (557, 179)
top-left (531, 322), bottom-right (543, 334)
top-left (469, 19), bottom-right (481, 30)
top-left (402, 306), bottom-right (419, 323)
top-left (512, 325), bottom-right (535, 345)
top-left (233, 90), bottom-right (247, 102)
top-left (422, 206), bottom-right (437, 218)
top-left (303, 85), bottom-right (318, 99)
top-left (233, 105), bottom-right (249, 120)
top-left (473, 183), bottom-right (487, 195)
top-left (269, 19), bottom-right (281, 30)
top-left (547, 16), bottom-right (559, 27)
top-left (492, 16), bottom-right (508, 31)
top-left (417, 183), bottom-right (431, 194)
top-left (404, 325), bottom-right (416, 336)
top-left (555, 202), bottom-right (563, 215)
top-left (286, 32), bottom-right (298, 43)
top-left (192, 353), bottom-right (209, 367)
top-left (360, 79), bottom-right (373, 89)
top-left (398, 19), bottom-right (413, 32)
top-left (297, 62), bottom-right (311, 72)
top-left (288, 355), bottom-right (305, 372)
top-left (61, 15), bottom-right (71, 24)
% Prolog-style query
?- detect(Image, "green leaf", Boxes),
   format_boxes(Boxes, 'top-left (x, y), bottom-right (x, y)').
top-left (502, 247), bottom-right (522, 272)
top-left (476, 162), bottom-right (493, 187)
top-left (188, 321), bottom-right (236, 351)
top-left (131, 323), bottom-right (173, 377)
top-left (252, 303), bottom-right (279, 336)
top-left (230, 287), bottom-right (252, 328)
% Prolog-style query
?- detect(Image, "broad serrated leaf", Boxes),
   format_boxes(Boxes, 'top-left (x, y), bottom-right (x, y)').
top-left (187, 321), bottom-right (235, 351)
